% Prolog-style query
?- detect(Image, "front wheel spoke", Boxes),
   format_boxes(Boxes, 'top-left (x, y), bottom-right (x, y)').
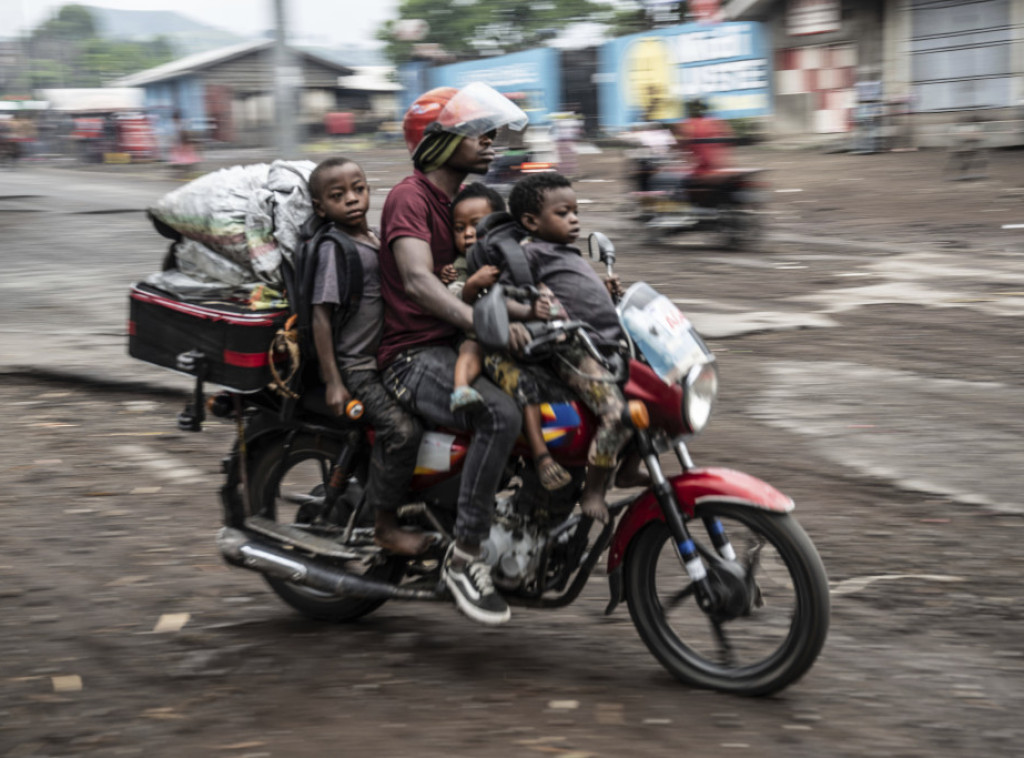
top-left (710, 618), bottom-right (737, 667)
top-left (665, 583), bottom-right (696, 611)
top-left (742, 537), bottom-right (765, 581)
top-left (742, 538), bottom-right (766, 610)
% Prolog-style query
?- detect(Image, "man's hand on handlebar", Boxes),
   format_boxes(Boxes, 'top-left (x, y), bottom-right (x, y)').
top-left (508, 322), bottom-right (531, 354)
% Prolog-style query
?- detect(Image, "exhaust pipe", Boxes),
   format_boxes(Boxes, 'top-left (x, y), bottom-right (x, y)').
top-left (217, 527), bottom-right (440, 601)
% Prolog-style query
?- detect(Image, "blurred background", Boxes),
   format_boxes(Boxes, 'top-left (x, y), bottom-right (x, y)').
top-left (2, 0), bottom-right (1022, 164)
top-left (3, 3), bottom-right (1024, 757)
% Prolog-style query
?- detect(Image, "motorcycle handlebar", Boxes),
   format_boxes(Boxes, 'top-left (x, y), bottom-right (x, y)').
top-left (502, 284), bottom-right (540, 304)
top-left (523, 320), bottom-right (629, 383)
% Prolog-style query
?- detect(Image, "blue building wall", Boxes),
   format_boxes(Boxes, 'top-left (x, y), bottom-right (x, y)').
top-left (598, 21), bottom-right (772, 130)
top-left (428, 48), bottom-right (561, 125)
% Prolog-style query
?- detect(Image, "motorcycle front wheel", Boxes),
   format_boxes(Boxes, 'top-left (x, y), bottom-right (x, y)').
top-left (624, 502), bottom-right (829, 696)
top-left (720, 205), bottom-right (763, 250)
top-left (247, 434), bottom-right (405, 622)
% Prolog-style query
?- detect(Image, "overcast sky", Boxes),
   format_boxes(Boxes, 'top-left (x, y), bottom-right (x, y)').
top-left (0, 0), bottom-right (400, 47)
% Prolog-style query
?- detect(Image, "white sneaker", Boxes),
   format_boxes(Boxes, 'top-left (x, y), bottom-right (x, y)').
top-left (442, 544), bottom-right (511, 626)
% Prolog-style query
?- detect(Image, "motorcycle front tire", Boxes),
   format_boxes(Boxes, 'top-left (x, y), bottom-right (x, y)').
top-left (624, 502), bottom-right (830, 696)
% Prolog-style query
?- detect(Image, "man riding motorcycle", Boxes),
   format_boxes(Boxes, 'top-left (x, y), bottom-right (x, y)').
top-left (674, 97), bottom-right (734, 179)
top-left (377, 82), bottom-right (537, 625)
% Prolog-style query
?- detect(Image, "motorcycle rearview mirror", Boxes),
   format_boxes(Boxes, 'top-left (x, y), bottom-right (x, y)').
top-left (588, 231), bottom-right (616, 269)
top-left (473, 283), bottom-right (511, 351)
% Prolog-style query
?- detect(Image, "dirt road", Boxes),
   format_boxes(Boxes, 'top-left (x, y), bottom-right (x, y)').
top-left (2, 143), bottom-right (1023, 756)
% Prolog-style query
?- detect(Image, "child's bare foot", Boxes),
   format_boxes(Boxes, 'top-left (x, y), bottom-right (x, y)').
top-left (374, 511), bottom-right (434, 556)
top-left (579, 491), bottom-right (610, 524)
top-left (537, 453), bottom-right (571, 491)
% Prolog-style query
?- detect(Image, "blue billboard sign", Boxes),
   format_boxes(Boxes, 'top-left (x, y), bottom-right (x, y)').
top-left (397, 61), bottom-right (430, 115)
top-left (428, 48), bottom-right (560, 125)
top-left (597, 21), bottom-right (771, 130)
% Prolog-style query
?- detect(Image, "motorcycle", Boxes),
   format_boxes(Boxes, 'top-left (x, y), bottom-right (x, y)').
top-left (481, 123), bottom-right (559, 190)
top-left (625, 131), bottom-right (768, 249)
top-left (202, 232), bottom-right (829, 697)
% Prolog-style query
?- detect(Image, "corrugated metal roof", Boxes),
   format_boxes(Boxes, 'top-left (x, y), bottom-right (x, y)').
top-left (112, 39), bottom-right (355, 87)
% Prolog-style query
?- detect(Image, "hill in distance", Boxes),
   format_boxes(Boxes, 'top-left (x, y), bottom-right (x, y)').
top-left (85, 6), bottom-right (385, 64)
top-left (86, 6), bottom-right (252, 56)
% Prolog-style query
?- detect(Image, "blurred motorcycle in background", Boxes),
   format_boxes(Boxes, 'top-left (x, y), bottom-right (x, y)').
top-left (623, 121), bottom-right (769, 249)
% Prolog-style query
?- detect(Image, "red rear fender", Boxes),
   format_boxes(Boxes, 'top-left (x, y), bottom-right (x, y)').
top-left (607, 467), bottom-right (793, 571)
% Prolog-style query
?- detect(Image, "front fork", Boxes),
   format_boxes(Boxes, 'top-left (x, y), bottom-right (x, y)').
top-left (635, 429), bottom-right (735, 611)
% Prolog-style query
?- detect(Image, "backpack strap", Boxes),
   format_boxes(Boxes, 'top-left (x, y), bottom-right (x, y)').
top-left (469, 211), bottom-right (534, 287)
top-left (320, 227), bottom-right (364, 329)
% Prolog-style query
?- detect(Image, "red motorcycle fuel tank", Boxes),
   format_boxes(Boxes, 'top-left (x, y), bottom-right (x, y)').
top-left (407, 400), bottom-right (592, 490)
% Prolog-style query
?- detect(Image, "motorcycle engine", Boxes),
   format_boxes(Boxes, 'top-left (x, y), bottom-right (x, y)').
top-left (479, 462), bottom-right (584, 592)
top-left (479, 495), bottom-right (544, 591)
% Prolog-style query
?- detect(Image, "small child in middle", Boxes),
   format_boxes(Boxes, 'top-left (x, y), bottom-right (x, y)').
top-left (440, 182), bottom-right (572, 492)
top-left (439, 182), bottom-right (503, 412)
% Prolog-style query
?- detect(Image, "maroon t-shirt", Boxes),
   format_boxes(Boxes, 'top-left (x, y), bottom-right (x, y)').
top-left (377, 170), bottom-right (460, 368)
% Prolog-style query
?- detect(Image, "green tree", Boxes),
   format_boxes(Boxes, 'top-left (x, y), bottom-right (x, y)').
top-left (22, 5), bottom-right (174, 90)
top-left (32, 4), bottom-right (97, 41)
top-left (605, 1), bottom-right (692, 38)
top-left (377, 0), bottom-right (611, 63)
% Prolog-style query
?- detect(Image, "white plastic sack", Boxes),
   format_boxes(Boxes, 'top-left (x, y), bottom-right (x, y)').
top-left (243, 160), bottom-right (317, 283)
top-left (149, 160), bottom-right (316, 286)
top-left (173, 238), bottom-right (256, 287)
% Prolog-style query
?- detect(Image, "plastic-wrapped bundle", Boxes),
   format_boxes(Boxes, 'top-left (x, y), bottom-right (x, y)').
top-left (149, 160), bottom-right (316, 286)
top-left (243, 160), bottom-right (318, 283)
top-left (173, 238), bottom-right (256, 287)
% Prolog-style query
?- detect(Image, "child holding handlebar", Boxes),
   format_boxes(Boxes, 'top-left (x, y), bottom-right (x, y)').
top-left (505, 172), bottom-right (631, 523)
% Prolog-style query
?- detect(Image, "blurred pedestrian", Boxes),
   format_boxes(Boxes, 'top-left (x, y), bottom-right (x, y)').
top-left (169, 110), bottom-right (200, 179)
top-left (945, 114), bottom-right (988, 181)
top-left (552, 111), bottom-right (582, 178)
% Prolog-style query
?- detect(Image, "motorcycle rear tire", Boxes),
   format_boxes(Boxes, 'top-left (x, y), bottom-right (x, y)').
top-left (624, 502), bottom-right (829, 696)
top-left (720, 205), bottom-right (763, 250)
top-left (248, 434), bottom-right (405, 623)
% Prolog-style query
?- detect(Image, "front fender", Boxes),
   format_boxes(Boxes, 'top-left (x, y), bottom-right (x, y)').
top-left (607, 467), bottom-right (793, 572)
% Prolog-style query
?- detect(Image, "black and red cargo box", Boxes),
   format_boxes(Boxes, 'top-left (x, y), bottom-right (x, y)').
top-left (128, 281), bottom-right (288, 392)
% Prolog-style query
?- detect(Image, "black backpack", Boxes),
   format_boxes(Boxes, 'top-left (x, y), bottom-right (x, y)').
top-left (467, 211), bottom-right (534, 287)
top-left (279, 215), bottom-right (364, 389)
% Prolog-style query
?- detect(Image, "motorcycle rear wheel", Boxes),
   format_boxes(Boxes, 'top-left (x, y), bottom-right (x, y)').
top-left (624, 502), bottom-right (829, 696)
top-left (248, 434), bottom-right (405, 622)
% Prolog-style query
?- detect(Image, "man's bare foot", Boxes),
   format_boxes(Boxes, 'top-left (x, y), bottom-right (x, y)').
top-left (579, 492), bottom-right (610, 524)
top-left (374, 511), bottom-right (434, 556)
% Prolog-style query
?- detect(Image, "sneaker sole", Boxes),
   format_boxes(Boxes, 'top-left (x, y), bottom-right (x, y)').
top-left (444, 573), bottom-right (511, 626)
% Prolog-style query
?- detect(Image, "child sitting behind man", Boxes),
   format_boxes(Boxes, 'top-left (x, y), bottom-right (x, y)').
top-left (439, 182), bottom-right (572, 492)
top-left (306, 156), bottom-right (431, 556)
top-left (505, 172), bottom-right (632, 523)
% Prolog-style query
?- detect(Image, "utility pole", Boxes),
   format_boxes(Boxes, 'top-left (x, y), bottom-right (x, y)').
top-left (272, 0), bottom-right (298, 157)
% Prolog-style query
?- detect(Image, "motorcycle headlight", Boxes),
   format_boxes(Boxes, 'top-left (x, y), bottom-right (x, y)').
top-left (683, 362), bottom-right (718, 433)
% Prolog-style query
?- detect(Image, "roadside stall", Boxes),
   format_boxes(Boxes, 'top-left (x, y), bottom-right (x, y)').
top-left (39, 88), bottom-right (157, 163)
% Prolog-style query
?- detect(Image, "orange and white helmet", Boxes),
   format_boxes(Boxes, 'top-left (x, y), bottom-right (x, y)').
top-left (402, 82), bottom-right (528, 156)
